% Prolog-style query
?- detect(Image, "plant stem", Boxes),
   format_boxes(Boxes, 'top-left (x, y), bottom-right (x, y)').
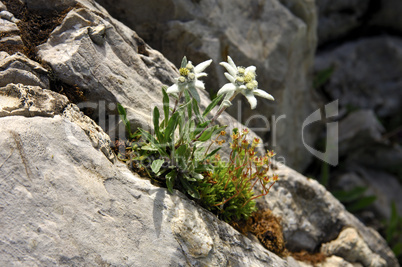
top-left (193, 92), bottom-right (238, 141)
top-left (172, 92), bottom-right (183, 114)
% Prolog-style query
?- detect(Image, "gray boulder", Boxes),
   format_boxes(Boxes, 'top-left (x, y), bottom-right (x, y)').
top-left (0, 4), bottom-right (24, 55)
top-left (317, 0), bottom-right (402, 45)
top-left (258, 166), bottom-right (397, 266)
top-left (0, 52), bottom-right (49, 88)
top-left (315, 36), bottom-right (402, 118)
top-left (316, 0), bottom-right (370, 45)
top-left (338, 110), bottom-right (385, 156)
top-left (321, 228), bottom-right (386, 267)
top-left (0, 113), bottom-right (289, 266)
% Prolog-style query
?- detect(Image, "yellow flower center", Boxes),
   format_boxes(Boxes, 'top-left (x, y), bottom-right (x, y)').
top-left (244, 72), bottom-right (255, 83)
top-left (179, 67), bottom-right (189, 76)
top-left (237, 67), bottom-right (245, 75)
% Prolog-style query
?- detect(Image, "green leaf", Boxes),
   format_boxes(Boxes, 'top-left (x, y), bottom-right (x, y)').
top-left (313, 65), bottom-right (335, 89)
top-left (205, 147), bottom-right (221, 159)
top-left (332, 186), bottom-right (368, 203)
top-left (165, 112), bottom-right (180, 144)
top-left (181, 178), bottom-right (200, 199)
top-left (392, 242), bottom-right (402, 257)
top-left (195, 164), bottom-right (213, 173)
top-left (194, 146), bottom-right (206, 161)
top-left (386, 202), bottom-right (399, 242)
top-left (141, 143), bottom-right (158, 151)
top-left (184, 90), bottom-right (192, 119)
top-left (188, 83), bottom-right (201, 103)
top-left (347, 196), bottom-right (377, 213)
top-left (117, 103), bottom-right (132, 138)
top-left (175, 144), bottom-right (190, 169)
top-left (162, 88), bottom-right (170, 127)
top-left (138, 128), bottom-right (168, 157)
top-left (151, 159), bottom-right (165, 173)
top-left (203, 94), bottom-right (223, 117)
top-left (181, 56), bottom-right (188, 68)
top-left (153, 106), bottom-right (164, 143)
top-left (192, 98), bottom-right (204, 123)
top-left (198, 125), bottom-right (226, 142)
top-left (191, 120), bottom-right (212, 138)
top-left (176, 97), bottom-right (193, 113)
top-left (177, 111), bottom-right (185, 140)
top-left (166, 170), bottom-right (177, 193)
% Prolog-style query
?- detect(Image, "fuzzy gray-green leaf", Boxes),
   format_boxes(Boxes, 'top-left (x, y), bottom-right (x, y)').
top-left (151, 159), bottom-right (164, 173)
top-left (203, 94), bottom-right (223, 117)
top-left (166, 170), bottom-right (176, 193)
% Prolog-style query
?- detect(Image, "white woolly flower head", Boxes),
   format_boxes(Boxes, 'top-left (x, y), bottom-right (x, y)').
top-left (166, 56), bottom-right (212, 103)
top-left (218, 56), bottom-right (274, 109)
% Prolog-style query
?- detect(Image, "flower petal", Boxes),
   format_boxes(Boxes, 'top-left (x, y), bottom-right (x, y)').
top-left (217, 83), bottom-right (237, 95)
top-left (243, 90), bottom-right (257, 109)
top-left (245, 66), bottom-right (256, 74)
top-left (227, 56), bottom-right (237, 70)
top-left (194, 59), bottom-right (212, 73)
top-left (221, 91), bottom-right (235, 107)
top-left (224, 72), bottom-right (235, 83)
top-left (195, 80), bottom-right (205, 90)
top-left (166, 84), bottom-right (180, 94)
top-left (196, 72), bottom-right (207, 78)
top-left (220, 62), bottom-right (237, 77)
top-left (253, 89), bottom-right (274, 101)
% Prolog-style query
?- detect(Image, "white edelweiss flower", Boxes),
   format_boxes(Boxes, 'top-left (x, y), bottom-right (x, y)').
top-left (217, 56), bottom-right (274, 109)
top-left (166, 57), bottom-right (212, 102)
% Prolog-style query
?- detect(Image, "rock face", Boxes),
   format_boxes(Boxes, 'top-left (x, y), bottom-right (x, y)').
top-left (95, 0), bottom-right (319, 172)
top-left (0, 115), bottom-right (288, 266)
top-left (317, 0), bottom-right (402, 46)
top-left (314, 35), bottom-right (402, 225)
top-left (259, 166), bottom-right (397, 266)
top-left (321, 228), bottom-right (386, 267)
top-left (315, 36), bottom-right (402, 119)
top-left (0, 0), bottom-right (399, 266)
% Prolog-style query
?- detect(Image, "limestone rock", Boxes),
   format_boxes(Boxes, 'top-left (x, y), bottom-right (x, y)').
top-left (315, 36), bottom-right (402, 118)
top-left (0, 4), bottom-right (24, 55)
top-left (370, 0), bottom-right (402, 32)
top-left (63, 103), bottom-right (115, 163)
top-left (317, 0), bottom-right (402, 45)
top-left (0, 52), bottom-right (49, 88)
top-left (338, 110), bottom-right (385, 156)
top-left (0, 115), bottom-right (287, 267)
top-left (316, 0), bottom-right (369, 45)
top-left (36, 4), bottom-right (178, 138)
top-left (95, 0), bottom-right (319, 172)
top-left (336, 167), bottom-right (402, 220)
top-left (258, 166), bottom-right (398, 266)
top-left (321, 228), bottom-right (387, 267)
top-left (0, 83), bottom-right (68, 117)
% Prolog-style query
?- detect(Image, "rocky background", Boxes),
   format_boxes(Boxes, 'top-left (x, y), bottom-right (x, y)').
top-left (96, 0), bottom-right (402, 263)
top-left (313, 0), bottom-right (402, 249)
top-left (0, 0), bottom-right (401, 266)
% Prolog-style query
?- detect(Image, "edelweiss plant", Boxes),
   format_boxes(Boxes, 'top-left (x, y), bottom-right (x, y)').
top-left (118, 56), bottom-right (276, 222)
